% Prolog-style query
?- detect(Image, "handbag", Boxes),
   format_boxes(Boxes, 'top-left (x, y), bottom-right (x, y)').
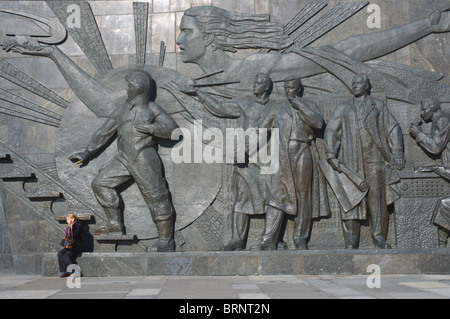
top-left (60, 237), bottom-right (74, 249)
top-left (60, 225), bottom-right (75, 249)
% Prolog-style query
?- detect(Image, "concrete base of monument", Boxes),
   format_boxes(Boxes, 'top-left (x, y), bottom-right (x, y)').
top-left (42, 249), bottom-right (449, 277)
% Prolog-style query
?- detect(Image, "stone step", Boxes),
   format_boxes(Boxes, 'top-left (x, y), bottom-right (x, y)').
top-left (42, 249), bottom-right (450, 277)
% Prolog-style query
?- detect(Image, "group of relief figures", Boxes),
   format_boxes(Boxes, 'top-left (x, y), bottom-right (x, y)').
top-left (1, 5), bottom-right (450, 252)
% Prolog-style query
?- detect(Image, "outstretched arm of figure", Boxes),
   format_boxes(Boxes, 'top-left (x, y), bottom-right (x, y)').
top-left (164, 80), bottom-right (241, 118)
top-left (69, 109), bottom-right (118, 165)
top-left (50, 46), bottom-right (123, 115)
top-left (333, 7), bottom-right (449, 62)
top-left (270, 7), bottom-right (449, 80)
top-left (195, 89), bottom-right (241, 118)
top-left (0, 42), bottom-right (123, 117)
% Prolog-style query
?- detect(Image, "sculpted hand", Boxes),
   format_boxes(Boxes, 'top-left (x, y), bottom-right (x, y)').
top-left (69, 151), bottom-right (90, 165)
top-left (391, 155), bottom-right (405, 170)
top-left (430, 6), bottom-right (450, 33)
top-left (288, 98), bottom-right (302, 110)
top-left (177, 79), bottom-right (196, 95)
top-left (162, 79), bottom-right (196, 95)
top-left (410, 123), bottom-right (422, 138)
top-left (0, 40), bottom-right (54, 57)
top-left (327, 158), bottom-right (342, 173)
top-left (433, 166), bottom-right (446, 177)
top-left (135, 124), bottom-right (154, 135)
top-left (0, 40), bottom-right (18, 52)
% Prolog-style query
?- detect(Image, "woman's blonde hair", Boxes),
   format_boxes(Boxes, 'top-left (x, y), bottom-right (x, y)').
top-left (66, 213), bottom-right (78, 220)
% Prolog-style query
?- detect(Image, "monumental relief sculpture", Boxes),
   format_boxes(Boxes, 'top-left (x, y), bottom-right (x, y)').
top-left (0, 1), bottom-right (449, 257)
top-left (170, 73), bottom-right (285, 251)
top-left (411, 98), bottom-right (450, 247)
top-left (68, 70), bottom-right (178, 252)
top-left (322, 74), bottom-right (405, 249)
top-left (283, 76), bottom-right (330, 250)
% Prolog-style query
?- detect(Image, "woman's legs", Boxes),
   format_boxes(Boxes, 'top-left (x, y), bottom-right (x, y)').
top-left (57, 248), bottom-right (79, 273)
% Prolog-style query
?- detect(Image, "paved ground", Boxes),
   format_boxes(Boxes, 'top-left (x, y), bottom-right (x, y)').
top-left (0, 273), bottom-right (449, 300)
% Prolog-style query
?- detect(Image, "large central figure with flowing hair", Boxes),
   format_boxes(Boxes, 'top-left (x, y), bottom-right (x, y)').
top-left (175, 6), bottom-right (449, 89)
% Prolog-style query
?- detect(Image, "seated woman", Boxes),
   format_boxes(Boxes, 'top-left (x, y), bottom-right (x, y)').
top-left (58, 213), bottom-right (83, 278)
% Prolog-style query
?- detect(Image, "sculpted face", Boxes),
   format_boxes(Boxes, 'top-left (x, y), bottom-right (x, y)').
top-left (284, 79), bottom-right (301, 99)
top-left (126, 78), bottom-right (145, 100)
top-left (127, 82), bottom-right (138, 99)
top-left (125, 71), bottom-right (150, 100)
top-left (253, 74), bottom-right (269, 96)
top-left (421, 99), bottom-right (436, 122)
top-left (176, 15), bottom-right (208, 63)
top-left (352, 75), bottom-right (369, 98)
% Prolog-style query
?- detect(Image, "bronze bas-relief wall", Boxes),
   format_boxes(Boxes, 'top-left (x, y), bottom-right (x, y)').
top-left (0, 0), bottom-right (448, 274)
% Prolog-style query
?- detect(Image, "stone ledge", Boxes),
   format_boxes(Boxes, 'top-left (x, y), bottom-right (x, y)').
top-left (42, 249), bottom-right (450, 277)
